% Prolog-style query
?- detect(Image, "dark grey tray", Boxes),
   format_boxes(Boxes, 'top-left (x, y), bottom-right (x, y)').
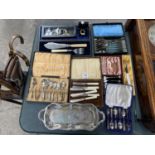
top-left (19, 24), bottom-right (152, 135)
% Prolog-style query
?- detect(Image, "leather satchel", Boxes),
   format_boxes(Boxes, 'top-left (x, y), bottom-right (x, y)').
top-left (0, 35), bottom-right (30, 103)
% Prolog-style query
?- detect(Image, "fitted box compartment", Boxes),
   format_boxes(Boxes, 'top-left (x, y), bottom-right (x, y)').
top-left (69, 79), bottom-right (104, 107)
top-left (40, 23), bottom-right (90, 40)
top-left (71, 57), bottom-right (102, 79)
top-left (26, 52), bottom-right (71, 103)
top-left (92, 23), bottom-right (128, 55)
top-left (39, 40), bottom-right (92, 56)
top-left (32, 52), bottom-right (71, 78)
top-left (105, 84), bottom-right (133, 134)
top-left (70, 57), bottom-right (103, 107)
top-left (41, 25), bottom-right (76, 38)
top-left (27, 77), bottom-right (69, 103)
top-left (101, 55), bottom-right (122, 76)
top-left (100, 54), bottom-right (135, 95)
top-left (39, 23), bottom-right (92, 56)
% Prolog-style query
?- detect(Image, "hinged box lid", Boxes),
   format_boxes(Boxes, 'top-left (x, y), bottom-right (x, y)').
top-left (32, 52), bottom-right (71, 78)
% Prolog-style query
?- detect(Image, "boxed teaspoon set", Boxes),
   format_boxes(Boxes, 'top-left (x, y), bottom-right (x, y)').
top-left (25, 21), bottom-right (135, 134)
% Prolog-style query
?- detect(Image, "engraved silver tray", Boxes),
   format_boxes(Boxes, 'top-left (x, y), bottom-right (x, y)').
top-left (38, 103), bottom-right (105, 131)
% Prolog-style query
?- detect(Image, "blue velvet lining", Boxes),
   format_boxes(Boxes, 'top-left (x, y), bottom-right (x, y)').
top-left (93, 24), bottom-right (124, 37)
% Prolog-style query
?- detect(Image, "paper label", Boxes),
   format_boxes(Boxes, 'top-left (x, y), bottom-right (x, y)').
top-left (82, 72), bottom-right (89, 79)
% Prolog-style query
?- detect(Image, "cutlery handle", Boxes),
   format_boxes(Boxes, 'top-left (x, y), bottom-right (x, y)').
top-left (126, 73), bottom-right (131, 85)
top-left (70, 96), bottom-right (98, 103)
top-left (70, 98), bottom-right (85, 103)
top-left (51, 49), bottom-right (72, 53)
top-left (69, 44), bottom-right (87, 48)
top-left (70, 86), bottom-right (99, 91)
top-left (73, 82), bottom-right (99, 86)
top-left (71, 91), bottom-right (98, 97)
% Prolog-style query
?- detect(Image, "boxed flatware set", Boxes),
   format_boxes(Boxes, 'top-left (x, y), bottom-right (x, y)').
top-left (26, 21), bottom-right (134, 134)
top-left (1, 20), bottom-right (155, 134)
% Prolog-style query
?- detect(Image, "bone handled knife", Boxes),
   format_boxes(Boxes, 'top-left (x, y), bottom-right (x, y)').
top-left (70, 95), bottom-right (98, 103)
top-left (70, 90), bottom-right (99, 97)
top-left (70, 86), bottom-right (99, 91)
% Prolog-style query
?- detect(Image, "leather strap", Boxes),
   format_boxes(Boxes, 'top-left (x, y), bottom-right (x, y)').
top-left (1, 98), bottom-right (22, 105)
top-left (0, 78), bottom-right (20, 94)
top-left (4, 56), bottom-right (18, 79)
top-left (0, 90), bottom-right (20, 98)
top-left (0, 70), bottom-right (21, 100)
top-left (15, 50), bottom-right (30, 66)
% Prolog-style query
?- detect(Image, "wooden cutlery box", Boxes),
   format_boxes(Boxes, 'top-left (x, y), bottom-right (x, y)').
top-left (92, 23), bottom-right (128, 55)
top-left (26, 53), bottom-right (103, 107)
top-left (27, 52), bottom-right (71, 103)
top-left (70, 57), bottom-right (103, 107)
top-left (39, 23), bottom-right (92, 56)
top-left (126, 19), bottom-right (155, 132)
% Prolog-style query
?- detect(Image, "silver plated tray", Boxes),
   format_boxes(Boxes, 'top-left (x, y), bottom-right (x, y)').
top-left (38, 103), bottom-right (105, 131)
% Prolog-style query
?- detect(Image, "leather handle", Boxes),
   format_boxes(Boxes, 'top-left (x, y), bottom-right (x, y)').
top-left (70, 44), bottom-right (87, 48)
top-left (8, 34), bottom-right (30, 66)
top-left (9, 34), bottom-right (24, 56)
